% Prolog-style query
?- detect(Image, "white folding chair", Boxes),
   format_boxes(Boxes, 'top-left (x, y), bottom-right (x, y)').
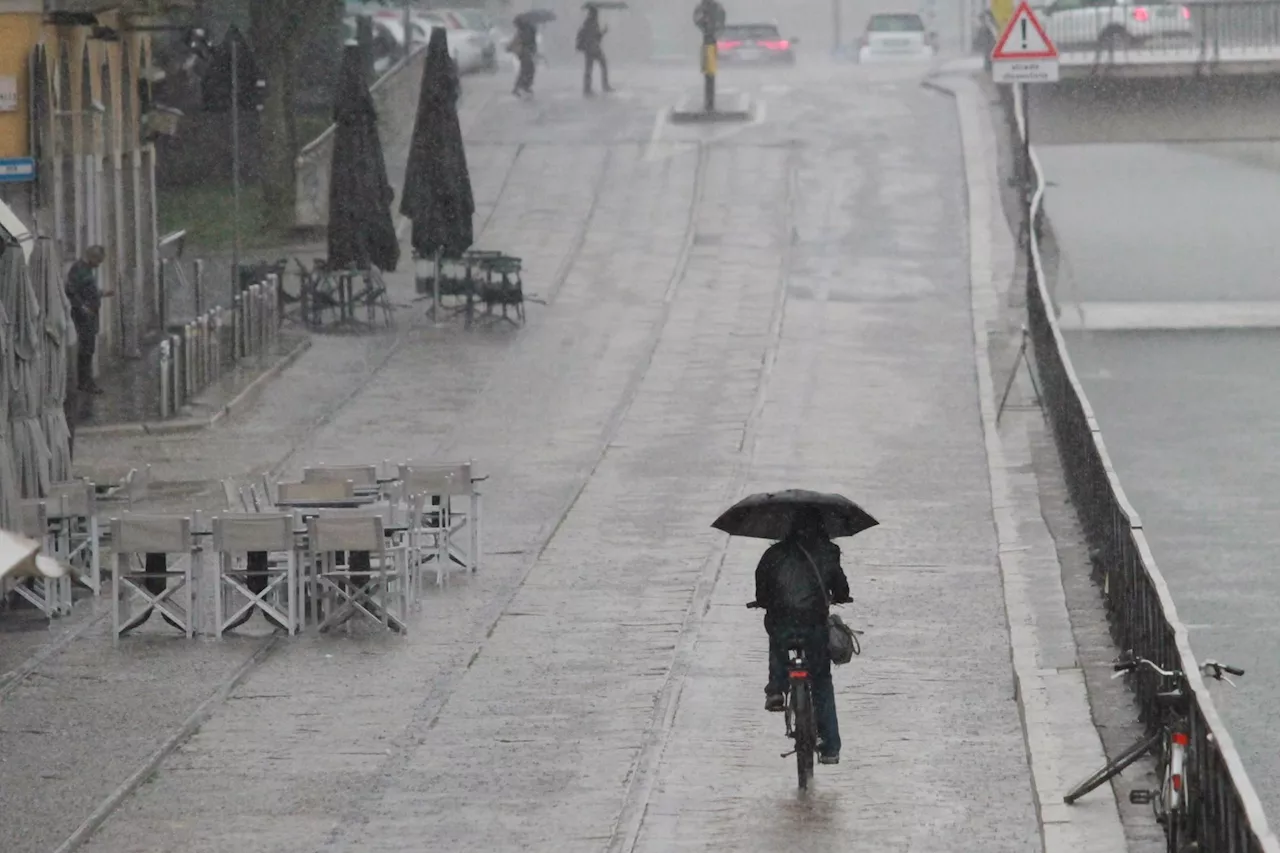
top-left (307, 513), bottom-right (408, 634)
top-left (5, 500), bottom-right (68, 619)
top-left (46, 479), bottom-right (102, 595)
top-left (110, 514), bottom-right (199, 640)
top-left (400, 461), bottom-right (482, 571)
top-left (211, 513), bottom-right (300, 637)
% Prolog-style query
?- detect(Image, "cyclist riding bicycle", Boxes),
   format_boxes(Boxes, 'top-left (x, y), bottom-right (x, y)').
top-left (751, 507), bottom-right (852, 765)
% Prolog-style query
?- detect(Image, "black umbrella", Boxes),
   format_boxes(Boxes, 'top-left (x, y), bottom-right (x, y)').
top-left (401, 27), bottom-right (474, 319)
top-left (515, 9), bottom-right (557, 25)
top-left (328, 44), bottom-right (399, 272)
top-left (712, 490), bottom-right (879, 541)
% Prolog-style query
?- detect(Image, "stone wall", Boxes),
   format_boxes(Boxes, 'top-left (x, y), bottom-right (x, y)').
top-left (293, 47), bottom-right (426, 230)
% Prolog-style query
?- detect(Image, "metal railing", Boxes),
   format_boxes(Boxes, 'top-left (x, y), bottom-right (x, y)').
top-left (981, 0), bottom-right (1280, 64)
top-left (157, 273), bottom-right (282, 420)
top-left (1001, 81), bottom-right (1280, 852)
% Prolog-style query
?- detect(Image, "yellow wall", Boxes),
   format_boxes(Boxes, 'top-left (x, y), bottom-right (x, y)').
top-left (0, 13), bottom-right (42, 159)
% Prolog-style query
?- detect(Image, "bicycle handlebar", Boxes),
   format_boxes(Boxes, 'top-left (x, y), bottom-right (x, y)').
top-left (1113, 654), bottom-right (1245, 683)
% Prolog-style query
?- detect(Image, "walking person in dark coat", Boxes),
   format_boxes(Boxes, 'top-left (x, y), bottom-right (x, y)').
top-left (65, 245), bottom-right (111, 395)
top-left (510, 20), bottom-right (538, 96)
top-left (577, 6), bottom-right (612, 95)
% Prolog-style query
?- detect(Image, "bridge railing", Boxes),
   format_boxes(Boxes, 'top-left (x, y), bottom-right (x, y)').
top-left (1000, 81), bottom-right (1280, 852)
top-left (980, 1), bottom-right (1280, 63)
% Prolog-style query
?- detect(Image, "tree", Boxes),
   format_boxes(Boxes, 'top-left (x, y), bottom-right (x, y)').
top-left (248, 0), bottom-right (340, 230)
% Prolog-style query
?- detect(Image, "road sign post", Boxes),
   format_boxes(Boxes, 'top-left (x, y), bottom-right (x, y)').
top-left (990, 2), bottom-right (1058, 279)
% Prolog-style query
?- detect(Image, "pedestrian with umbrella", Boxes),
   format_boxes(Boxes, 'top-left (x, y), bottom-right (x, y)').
top-left (715, 489), bottom-right (878, 767)
top-left (327, 43), bottom-right (399, 275)
top-left (65, 245), bottom-right (111, 395)
top-left (577, 3), bottom-right (614, 95)
top-left (402, 27), bottom-right (474, 320)
top-left (509, 10), bottom-right (553, 97)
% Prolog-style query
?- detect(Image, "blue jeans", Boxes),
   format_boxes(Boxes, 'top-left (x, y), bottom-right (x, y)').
top-left (766, 620), bottom-right (841, 756)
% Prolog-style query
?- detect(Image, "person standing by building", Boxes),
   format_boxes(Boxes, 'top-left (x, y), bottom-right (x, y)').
top-left (65, 245), bottom-right (111, 395)
top-left (577, 5), bottom-right (613, 96)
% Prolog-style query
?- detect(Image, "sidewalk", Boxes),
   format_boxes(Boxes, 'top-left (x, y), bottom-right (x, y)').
top-left (2, 64), bottom-right (1133, 853)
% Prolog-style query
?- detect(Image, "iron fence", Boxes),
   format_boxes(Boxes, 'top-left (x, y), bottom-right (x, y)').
top-left (999, 81), bottom-right (1280, 852)
top-left (157, 273), bottom-right (282, 420)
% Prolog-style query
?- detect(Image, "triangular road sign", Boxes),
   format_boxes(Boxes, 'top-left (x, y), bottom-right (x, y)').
top-left (992, 1), bottom-right (1058, 60)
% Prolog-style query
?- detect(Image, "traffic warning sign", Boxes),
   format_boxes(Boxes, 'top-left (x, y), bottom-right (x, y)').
top-left (990, 1), bottom-right (1059, 83)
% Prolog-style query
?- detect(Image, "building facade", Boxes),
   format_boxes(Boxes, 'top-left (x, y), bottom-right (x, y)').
top-left (0, 0), bottom-right (162, 371)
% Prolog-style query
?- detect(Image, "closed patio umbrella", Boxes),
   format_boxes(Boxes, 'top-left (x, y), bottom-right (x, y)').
top-left (401, 27), bottom-right (474, 318)
top-left (0, 299), bottom-right (18, 530)
top-left (327, 44), bottom-right (399, 273)
top-left (33, 239), bottom-right (71, 480)
top-left (1, 247), bottom-right (49, 499)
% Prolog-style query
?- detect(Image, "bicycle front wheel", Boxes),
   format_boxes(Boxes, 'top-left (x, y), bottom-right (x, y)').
top-left (792, 682), bottom-right (816, 789)
top-left (1063, 730), bottom-right (1161, 804)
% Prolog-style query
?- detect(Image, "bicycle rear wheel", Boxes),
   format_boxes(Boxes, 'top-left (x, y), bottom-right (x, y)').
top-left (1063, 730), bottom-right (1160, 804)
top-left (791, 682), bottom-right (816, 789)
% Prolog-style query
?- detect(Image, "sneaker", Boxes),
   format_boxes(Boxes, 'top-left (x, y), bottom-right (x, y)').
top-left (818, 753), bottom-right (840, 765)
top-left (764, 693), bottom-right (785, 712)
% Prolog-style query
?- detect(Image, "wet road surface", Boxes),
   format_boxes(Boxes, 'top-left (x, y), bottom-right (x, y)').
top-left (1038, 133), bottom-right (1280, 820)
top-left (0, 60), bottom-right (1073, 852)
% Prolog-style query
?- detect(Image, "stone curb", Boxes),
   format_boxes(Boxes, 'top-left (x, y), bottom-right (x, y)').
top-left (927, 72), bottom-right (1131, 853)
top-left (75, 336), bottom-right (313, 438)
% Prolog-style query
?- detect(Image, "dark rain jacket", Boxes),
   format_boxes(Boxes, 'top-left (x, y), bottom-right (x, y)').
top-left (577, 17), bottom-right (605, 53)
top-left (65, 261), bottom-right (101, 332)
top-left (755, 536), bottom-right (850, 627)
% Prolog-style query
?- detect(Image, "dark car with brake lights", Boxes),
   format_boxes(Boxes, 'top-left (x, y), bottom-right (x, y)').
top-left (716, 22), bottom-right (797, 64)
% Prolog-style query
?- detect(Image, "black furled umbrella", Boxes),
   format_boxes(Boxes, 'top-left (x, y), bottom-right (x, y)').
top-left (328, 44), bottom-right (399, 272)
top-left (401, 27), bottom-right (474, 318)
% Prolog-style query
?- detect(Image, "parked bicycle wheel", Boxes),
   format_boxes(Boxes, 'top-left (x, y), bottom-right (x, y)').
top-left (791, 681), bottom-right (816, 789)
top-left (1063, 730), bottom-right (1159, 804)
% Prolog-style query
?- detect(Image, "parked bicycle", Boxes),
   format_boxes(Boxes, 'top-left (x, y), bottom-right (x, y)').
top-left (1064, 650), bottom-right (1244, 853)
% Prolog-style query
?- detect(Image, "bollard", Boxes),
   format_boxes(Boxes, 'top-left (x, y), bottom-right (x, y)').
top-left (210, 308), bottom-right (222, 381)
top-left (159, 259), bottom-right (169, 332)
top-left (250, 283), bottom-right (262, 359)
top-left (232, 294), bottom-right (243, 360)
top-left (193, 259), bottom-right (205, 318)
top-left (173, 333), bottom-right (185, 406)
top-left (185, 322), bottom-right (196, 400)
top-left (159, 339), bottom-right (171, 419)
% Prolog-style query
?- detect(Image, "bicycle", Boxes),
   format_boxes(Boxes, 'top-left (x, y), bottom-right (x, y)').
top-left (747, 602), bottom-right (857, 789)
top-left (1063, 650), bottom-right (1244, 853)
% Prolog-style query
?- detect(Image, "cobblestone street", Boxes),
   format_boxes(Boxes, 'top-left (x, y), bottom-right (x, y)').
top-left (1, 60), bottom-right (1128, 853)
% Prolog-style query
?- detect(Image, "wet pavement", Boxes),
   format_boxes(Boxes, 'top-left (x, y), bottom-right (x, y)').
top-left (1036, 121), bottom-right (1280, 820)
top-left (0, 56), bottom-right (1134, 853)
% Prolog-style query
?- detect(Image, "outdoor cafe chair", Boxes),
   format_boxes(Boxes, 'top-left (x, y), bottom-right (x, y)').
top-left (307, 513), bottom-right (408, 634)
top-left (109, 514), bottom-right (200, 641)
top-left (397, 466), bottom-right (473, 587)
top-left (45, 479), bottom-right (102, 596)
top-left (211, 513), bottom-right (300, 637)
top-left (4, 500), bottom-right (69, 619)
top-left (399, 461), bottom-right (483, 575)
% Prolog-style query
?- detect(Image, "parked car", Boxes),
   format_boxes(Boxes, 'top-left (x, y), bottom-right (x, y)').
top-left (715, 22), bottom-right (798, 65)
top-left (438, 7), bottom-right (500, 70)
top-left (856, 13), bottom-right (936, 62)
top-left (1036, 0), bottom-right (1192, 50)
top-left (346, 13), bottom-right (488, 74)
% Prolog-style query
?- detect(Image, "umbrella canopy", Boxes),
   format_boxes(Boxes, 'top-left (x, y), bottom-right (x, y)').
top-left (712, 490), bottom-right (879, 541)
top-left (328, 45), bottom-right (400, 273)
top-left (33, 239), bottom-right (71, 480)
top-left (401, 28), bottom-right (474, 259)
top-left (515, 9), bottom-right (557, 25)
top-left (0, 247), bottom-right (49, 499)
